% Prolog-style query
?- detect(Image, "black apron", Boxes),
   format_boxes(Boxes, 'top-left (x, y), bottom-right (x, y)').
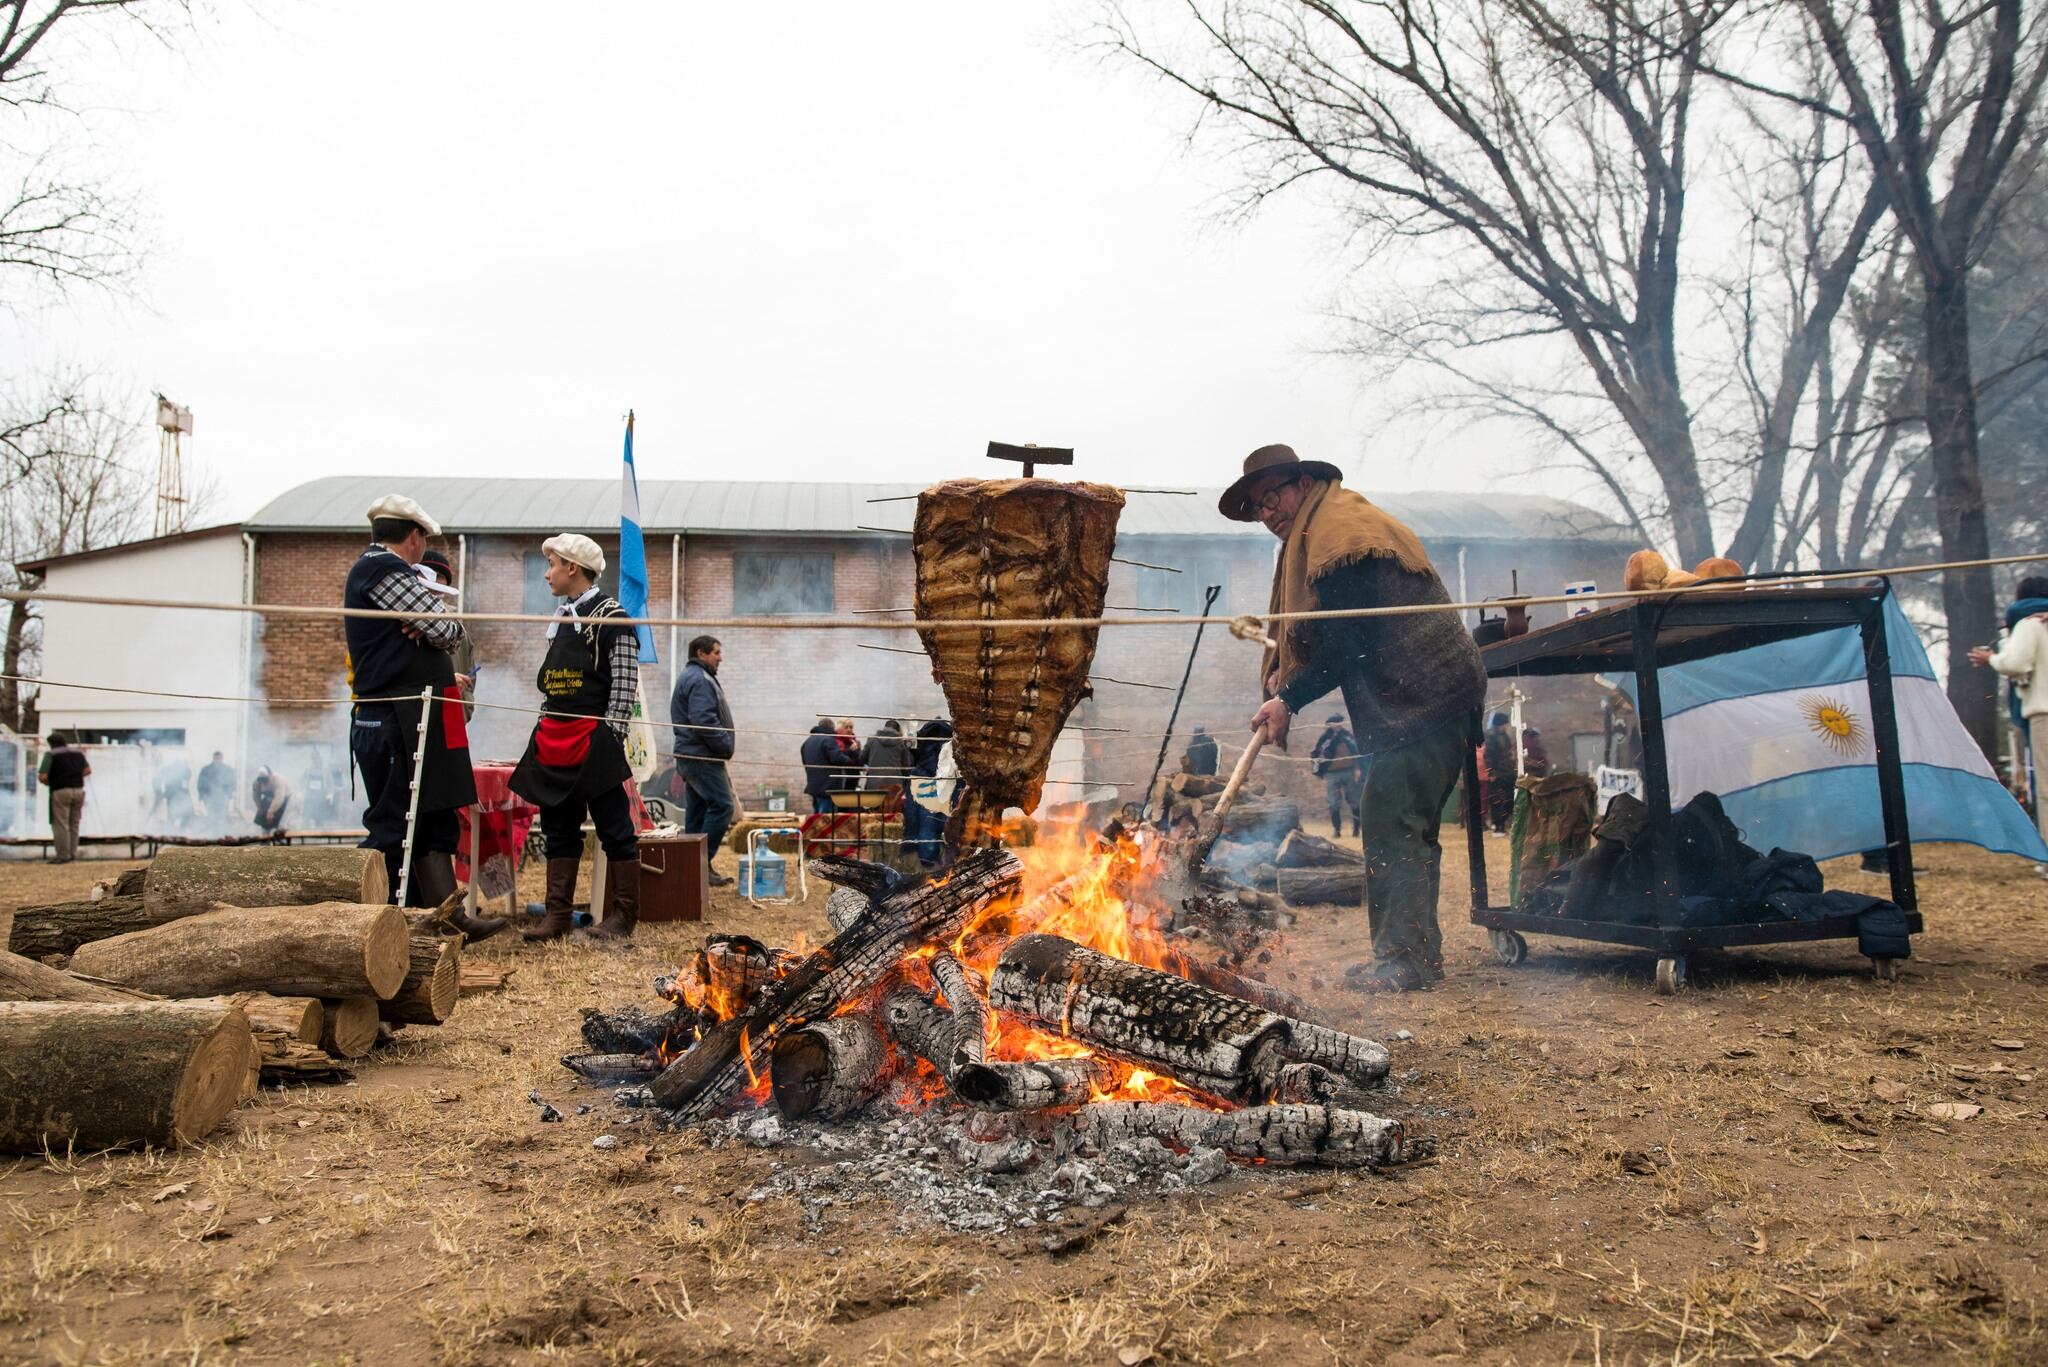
top-left (509, 604), bottom-right (633, 810)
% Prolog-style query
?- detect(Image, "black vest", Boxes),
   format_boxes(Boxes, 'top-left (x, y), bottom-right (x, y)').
top-left (536, 595), bottom-right (628, 717)
top-left (344, 548), bottom-right (455, 700)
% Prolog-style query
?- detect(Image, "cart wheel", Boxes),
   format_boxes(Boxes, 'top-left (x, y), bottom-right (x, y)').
top-left (1871, 956), bottom-right (1899, 982)
top-left (1654, 956), bottom-right (1687, 995)
top-left (1490, 929), bottom-right (1528, 967)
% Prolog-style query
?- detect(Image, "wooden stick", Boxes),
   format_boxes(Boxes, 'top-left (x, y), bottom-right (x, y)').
top-left (1190, 729), bottom-right (1266, 875)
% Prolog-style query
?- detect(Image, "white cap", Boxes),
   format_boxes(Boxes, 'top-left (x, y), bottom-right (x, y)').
top-left (367, 494), bottom-right (441, 536)
top-left (542, 533), bottom-right (605, 576)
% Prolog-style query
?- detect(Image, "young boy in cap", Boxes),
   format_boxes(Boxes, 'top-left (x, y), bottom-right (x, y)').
top-left (344, 495), bottom-right (502, 940)
top-left (509, 534), bottom-right (642, 941)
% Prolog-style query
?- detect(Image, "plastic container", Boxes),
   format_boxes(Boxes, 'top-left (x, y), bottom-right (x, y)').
top-left (738, 848), bottom-right (786, 899)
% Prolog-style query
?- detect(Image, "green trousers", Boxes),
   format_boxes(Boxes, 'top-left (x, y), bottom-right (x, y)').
top-left (1359, 712), bottom-right (1470, 976)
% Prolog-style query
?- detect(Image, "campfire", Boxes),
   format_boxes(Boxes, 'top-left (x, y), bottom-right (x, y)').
top-left (571, 825), bottom-right (1425, 1177)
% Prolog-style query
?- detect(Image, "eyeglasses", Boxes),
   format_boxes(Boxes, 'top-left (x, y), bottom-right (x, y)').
top-left (1254, 485), bottom-right (1293, 516)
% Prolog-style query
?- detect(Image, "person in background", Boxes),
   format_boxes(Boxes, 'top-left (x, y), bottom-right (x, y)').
top-left (670, 635), bottom-right (736, 886)
top-left (860, 719), bottom-right (913, 795)
top-left (197, 751), bottom-right (236, 830)
top-left (1310, 713), bottom-right (1365, 839)
top-left (906, 715), bottom-right (956, 866)
top-left (343, 494), bottom-right (498, 938)
top-left (1972, 573), bottom-right (2048, 869)
top-left (1182, 725), bottom-right (1219, 776)
top-left (251, 766), bottom-right (292, 835)
top-left (800, 718), bottom-right (854, 814)
top-left (1480, 712), bottom-right (1516, 834)
top-left (1521, 726), bottom-right (1552, 778)
top-left (510, 534), bottom-right (642, 940)
top-left (155, 754), bottom-right (194, 832)
top-left (38, 735), bottom-right (88, 863)
top-left (1228, 443), bottom-right (1487, 993)
top-left (418, 548), bottom-right (479, 718)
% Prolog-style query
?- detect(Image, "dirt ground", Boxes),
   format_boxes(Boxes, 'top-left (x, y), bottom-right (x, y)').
top-left (3, 836), bottom-right (2046, 1365)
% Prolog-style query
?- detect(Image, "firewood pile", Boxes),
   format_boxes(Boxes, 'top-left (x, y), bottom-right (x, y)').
top-left (570, 831), bottom-right (1431, 1203)
top-left (1149, 769), bottom-right (1368, 911)
top-left (1, 846), bottom-right (476, 1153)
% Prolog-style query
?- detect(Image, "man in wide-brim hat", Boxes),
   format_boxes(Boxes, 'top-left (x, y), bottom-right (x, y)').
top-left (509, 533), bottom-right (643, 942)
top-left (1225, 444), bottom-right (1486, 991)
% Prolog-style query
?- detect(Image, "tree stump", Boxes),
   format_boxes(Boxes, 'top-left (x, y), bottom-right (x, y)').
top-left (0, 1000), bottom-right (254, 1151)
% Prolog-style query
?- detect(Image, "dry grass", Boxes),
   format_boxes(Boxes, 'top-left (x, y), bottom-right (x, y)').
top-left (1, 839), bottom-right (2044, 1364)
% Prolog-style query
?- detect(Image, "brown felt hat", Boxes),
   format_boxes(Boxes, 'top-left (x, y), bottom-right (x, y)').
top-left (1218, 444), bottom-right (1344, 521)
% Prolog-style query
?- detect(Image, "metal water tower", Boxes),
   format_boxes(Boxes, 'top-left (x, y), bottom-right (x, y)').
top-left (154, 395), bottom-right (193, 537)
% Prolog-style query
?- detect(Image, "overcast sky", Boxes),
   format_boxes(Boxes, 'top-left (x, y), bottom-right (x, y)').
top-left (17, 1), bottom-right (1520, 522)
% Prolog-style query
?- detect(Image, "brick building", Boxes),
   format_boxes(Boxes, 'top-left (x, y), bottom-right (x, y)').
top-left (31, 475), bottom-right (1635, 830)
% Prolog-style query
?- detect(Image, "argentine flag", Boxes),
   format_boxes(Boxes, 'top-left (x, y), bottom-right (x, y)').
top-left (1641, 594), bottom-right (2047, 862)
top-left (618, 413), bottom-right (657, 664)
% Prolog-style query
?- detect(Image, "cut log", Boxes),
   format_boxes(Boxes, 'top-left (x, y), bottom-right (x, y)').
top-left (769, 1012), bottom-right (893, 1121)
top-left (1221, 799), bottom-right (1298, 844)
top-left (109, 867), bottom-right (149, 897)
top-left (1278, 1020), bottom-right (1391, 1088)
top-left (459, 962), bottom-right (512, 995)
top-left (560, 1052), bottom-right (662, 1084)
top-left (379, 933), bottom-right (461, 1026)
top-left (880, 985), bottom-right (959, 1076)
top-left (319, 997), bottom-right (379, 1059)
top-left (699, 935), bottom-right (773, 1017)
top-left (0, 906), bottom-right (10, 951)
top-left (1275, 867), bottom-right (1365, 907)
top-left (1275, 830), bottom-right (1364, 869)
top-left (0, 1000), bottom-right (253, 1151)
top-left (142, 845), bottom-right (389, 919)
top-left (928, 950), bottom-right (987, 1072)
top-left (1268, 1061), bottom-right (1386, 1112)
top-left (0, 949), bottom-right (148, 1002)
top-left (1170, 773), bottom-right (1228, 799)
top-left (9, 896), bottom-right (170, 959)
top-left (250, 1029), bottom-right (350, 1083)
top-left (650, 847), bottom-right (1024, 1122)
top-left (229, 993), bottom-right (323, 1044)
top-left (989, 934), bottom-right (1288, 1102)
top-left (68, 903), bottom-right (410, 1000)
top-left (953, 1056), bottom-right (1109, 1111)
top-left (579, 1003), bottom-right (675, 1056)
top-left (1076, 1102), bottom-right (1407, 1168)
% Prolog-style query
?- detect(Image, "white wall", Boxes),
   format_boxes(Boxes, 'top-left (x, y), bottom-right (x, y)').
top-left (36, 530), bottom-right (249, 835)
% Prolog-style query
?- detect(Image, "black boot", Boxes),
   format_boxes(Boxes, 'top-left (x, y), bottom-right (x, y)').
top-left (580, 856), bottom-right (639, 943)
top-left (524, 857), bottom-right (580, 942)
top-left (410, 851), bottom-right (508, 943)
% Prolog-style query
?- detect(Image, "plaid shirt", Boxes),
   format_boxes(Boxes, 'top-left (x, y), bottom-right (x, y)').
top-left (362, 549), bottom-right (466, 652)
top-left (556, 588), bottom-right (640, 741)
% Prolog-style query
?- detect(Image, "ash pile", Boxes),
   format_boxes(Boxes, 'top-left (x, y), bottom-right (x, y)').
top-left (567, 837), bottom-right (1433, 1228)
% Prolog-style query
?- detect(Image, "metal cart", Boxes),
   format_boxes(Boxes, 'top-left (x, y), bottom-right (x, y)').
top-left (1464, 585), bottom-right (1921, 992)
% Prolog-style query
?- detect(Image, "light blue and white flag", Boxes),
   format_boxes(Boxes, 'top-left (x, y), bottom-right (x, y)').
top-left (618, 411), bottom-right (657, 665)
top-left (1637, 594), bottom-right (2047, 862)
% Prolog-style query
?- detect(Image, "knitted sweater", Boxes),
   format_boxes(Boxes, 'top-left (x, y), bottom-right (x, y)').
top-left (1988, 614), bottom-right (2048, 719)
top-left (1275, 557), bottom-right (1487, 755)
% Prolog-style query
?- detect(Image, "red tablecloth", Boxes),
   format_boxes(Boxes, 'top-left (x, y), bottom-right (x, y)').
top-left (457, 763), bottom-right (653, 895)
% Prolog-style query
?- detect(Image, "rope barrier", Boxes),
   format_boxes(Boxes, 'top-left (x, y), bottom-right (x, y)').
top-left (7, 551), bottom-right (2043, 634)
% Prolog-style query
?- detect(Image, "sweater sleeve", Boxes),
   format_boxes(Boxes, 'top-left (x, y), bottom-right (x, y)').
top-left (1276, 560), bottom-right (1385, 715)
top-left (1988, 615), bottom-right (2047, 679)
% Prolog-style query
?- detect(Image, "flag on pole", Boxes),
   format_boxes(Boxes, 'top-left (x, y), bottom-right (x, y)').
top-left (618, 411), bottom-right (657, 664)
top-left (1632, 594), bottom-right (2047, 862)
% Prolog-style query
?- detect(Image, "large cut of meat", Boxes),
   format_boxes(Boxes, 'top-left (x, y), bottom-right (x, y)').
top-left (913, 478), bottom-right (1124, 842)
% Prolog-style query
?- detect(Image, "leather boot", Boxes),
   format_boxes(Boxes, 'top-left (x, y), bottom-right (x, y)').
top-left (580, 855), bottom-right (639, 943)
top-left (524, 857), bottom-right (580, 942)
top-left (412, 850), bottom-right (508, 943)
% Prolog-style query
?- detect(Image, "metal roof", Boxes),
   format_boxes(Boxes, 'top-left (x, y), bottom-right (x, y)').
top-left (245, 475), bottom-right (1629, 544)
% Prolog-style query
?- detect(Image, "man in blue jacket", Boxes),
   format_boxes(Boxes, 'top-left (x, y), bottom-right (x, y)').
top-left (670, 635), bottom-right (736, 885)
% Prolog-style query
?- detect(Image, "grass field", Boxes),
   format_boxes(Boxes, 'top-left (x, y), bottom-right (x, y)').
top-left (2, 838), bottom-right (2044, 1365)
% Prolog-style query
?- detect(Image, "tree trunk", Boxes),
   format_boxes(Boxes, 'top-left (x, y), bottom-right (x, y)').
top-left (1920, 270), bottom-right (2000, 759)
top-left (0, 949), bottom-right (145, 1002)
top-left (318, 997), bottom-right (379, 1059)
top-left (649, 848), bottom-right (1024, 1122)
top-left (68, 903), bottom-right (410, 1000)
top-left (1275, 830), bottom-right (1363, 868)
top-left (143, 845), bottom-right (390, 919)
top-left (1076, 1101), bottom-right (1408, 1168)
top-left (1276, 867), bottom-right (1365, 907)
top-left (0, 594), bottom-right (32, 734)
top-left (989, 934), bottom-right (1289, 1102)
top-left (769, 1012), bottom-right (893, 1120)
top-left (0, 1000), bottom-right (253, 1151)
top-left (9, 895), bottom-right (175, 959)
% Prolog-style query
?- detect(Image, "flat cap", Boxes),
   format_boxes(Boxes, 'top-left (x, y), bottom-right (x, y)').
top-left (367, 493), bottom-right (440, 536)
top-left (542, 533), bottom-right (605, 577)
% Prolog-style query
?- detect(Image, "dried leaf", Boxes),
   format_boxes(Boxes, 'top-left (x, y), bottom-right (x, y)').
top-left (1724, 1047), bottom-right (1758, 1059)
top-left (1871, 1080), bottom-right (1909, 1103)
top-left (150, 1182), bottom-right (190, 1203)
top-left (1991, 1039), bottom-right (2025, 1051)
top-left (1117, 1348), bottom-right (1154, 1367)
top-left (1925, 1102), bottom-right (1983, 1121)
top-left (1836, 1138), bottom-right (1879, 1152)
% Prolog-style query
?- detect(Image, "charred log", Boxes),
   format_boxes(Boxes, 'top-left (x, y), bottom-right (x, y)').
top-left (953, 1057), bottom-right (1109, 1111)
top-left (560, 1052), bottom-right (662, 1084)
top-left (1077, 1102), bottom-right (1408, 1168)
top-left (927, 950), bottom-right (987, 1072)
top-left (769, 1012), bottom-right (893, 1121)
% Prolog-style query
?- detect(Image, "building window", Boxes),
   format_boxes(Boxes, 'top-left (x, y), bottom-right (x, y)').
top-left (734, 552), bottom-right (833, 615)
top-left (1137, 556), bottom-right (1230, 616)
top-left (522, 553), bottom-right (557, 615)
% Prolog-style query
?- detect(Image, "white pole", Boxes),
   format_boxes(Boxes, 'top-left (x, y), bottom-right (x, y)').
top-left (1508, 681), bottom-right (1528, 779)
top-left (395, 686), bottom-right (433, 906)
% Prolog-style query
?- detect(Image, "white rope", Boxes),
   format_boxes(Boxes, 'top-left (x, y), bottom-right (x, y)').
top-left (8, 552), bottom-right (2043, 633)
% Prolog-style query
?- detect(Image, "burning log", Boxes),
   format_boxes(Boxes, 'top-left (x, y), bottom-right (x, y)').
top-left (990, 933), bottom-right (1289, 1102)
top-left (1171, 958), bottom-right (1324, 1026)
top-left (649, 848), bottom-right (1024, 1123)
top-left (769, 1013), bottom-right (893, 1121)
top-left (928, 950), bottom-right (987, 1072)
top-left (1275, 830), bottom-right (1364, 868)
top-left (699, 935), bottom-right (772, 1014)
top-left (142, 845), bottom-right (390, 920)
top-left (883, 985), bottom-right (1109, 1111)
top-left (1274, 867), bottom-right (1365, 907)
top-left (580, 1003), bottom-right (672, 1056)
top-left (0, 1000), bottom-right (255, 1152)
top-left (1279, 1020), bottom-right (1391, 1089)
top-left (1077, 1102), bottom-right (1407, 1168)
top-left (823, 887), bottom-right (867, 935)
top-left (1221, 799), bottom-right (1299, 845)
top-left (1269, 1061), bottom-right (1387, 1113)
top-left (67, 903), bottom-right (411, 1002)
